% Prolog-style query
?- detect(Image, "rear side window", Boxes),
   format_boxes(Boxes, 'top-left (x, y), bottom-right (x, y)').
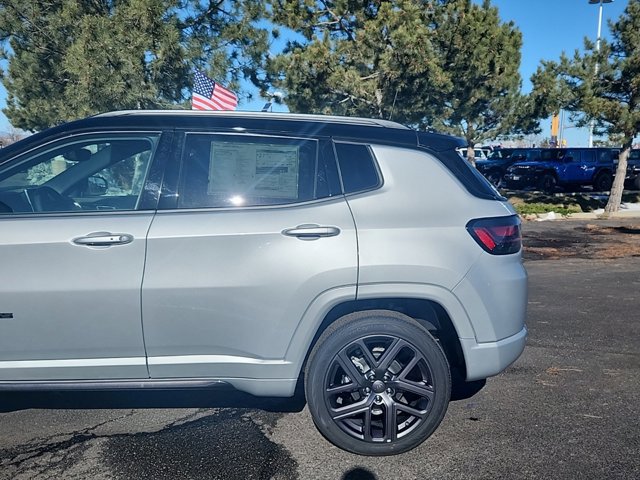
top-left (334, 142), bottom-right (380, 194)
top-left (177, 134), bottom-right (327, 208)
top-left (598, 149), bottom-right (617, 163)
top-left (582, 150), bottom-right (596, 163)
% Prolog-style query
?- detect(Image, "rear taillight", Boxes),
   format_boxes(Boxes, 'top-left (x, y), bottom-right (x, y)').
top-left (466, 215), bottom-right (522, 255)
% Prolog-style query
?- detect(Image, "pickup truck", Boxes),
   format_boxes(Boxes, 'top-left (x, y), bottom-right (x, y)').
top-left (625, 149), bottom-right (640, 190)
top-left (476, 148), bottom-right (537, 187)
top-left (503, 148), bottom-right (619, 192)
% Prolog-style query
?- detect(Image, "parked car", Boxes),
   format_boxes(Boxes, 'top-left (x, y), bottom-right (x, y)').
top-left (456, 147), bottom-right (488, 161)
top-left (625, 149), bottom-right (640, 190)
top-left (503, 147), bottom-right (619, 192)
top-left (0, 111), bottom-right (527, 456)
top-left (476, 148), bottom-right (531, 186)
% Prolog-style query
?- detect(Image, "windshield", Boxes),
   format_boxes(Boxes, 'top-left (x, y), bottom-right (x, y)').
top-left (509, 149), bottom-right (530, 161)
top-left (488, 150), bottom-right (512, 159)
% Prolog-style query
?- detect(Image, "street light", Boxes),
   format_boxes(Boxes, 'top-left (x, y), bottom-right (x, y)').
top-left (587, 0), bottom-right (613, 148)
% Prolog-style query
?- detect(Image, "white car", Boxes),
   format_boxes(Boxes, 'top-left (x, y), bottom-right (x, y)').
top-left (0, 111), bottom-right (527, 455)
top-left (457, 147), bottom-right (488, 161)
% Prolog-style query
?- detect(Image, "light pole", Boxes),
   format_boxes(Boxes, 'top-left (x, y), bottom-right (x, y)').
top-left (587, 0), bottom-right (613, 148)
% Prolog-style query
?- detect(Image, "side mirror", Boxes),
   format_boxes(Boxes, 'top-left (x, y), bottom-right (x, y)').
top-left (87, 175), bottom-right (108, 196)
top-left (66, 148), bottom-right (92, 162)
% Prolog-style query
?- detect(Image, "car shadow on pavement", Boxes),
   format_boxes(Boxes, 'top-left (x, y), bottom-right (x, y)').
top-left (342, 467), bottom-right (378, 480)
top-left (0, 375), bottom-right (483, 413)
top-left (0, 385), bottom-right (306, 414)
top-left (450, 369), bottom-right (487, 401)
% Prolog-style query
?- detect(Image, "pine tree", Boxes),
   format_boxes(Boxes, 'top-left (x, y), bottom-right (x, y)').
top-left (266, 0), bottom-right (535, 164)
top-left (266, 0), bottom-right (448, 124)
top-left (531, 0), bottom-right (640, 214)
top-left (427, 0), bottom-right (536, 165)
top-left (0, 0), bottom-right (269, 131)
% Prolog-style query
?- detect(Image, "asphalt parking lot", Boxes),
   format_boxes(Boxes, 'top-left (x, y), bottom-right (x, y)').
top-left (1, 219), bottom-right (639, 480)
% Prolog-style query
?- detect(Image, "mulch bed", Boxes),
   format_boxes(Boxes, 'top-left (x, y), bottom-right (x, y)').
top-left (523, 223), bottom-right (640, 260)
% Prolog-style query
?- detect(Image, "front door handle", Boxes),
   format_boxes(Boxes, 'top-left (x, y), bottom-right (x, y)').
top-left (282, 224), bottom-right (341, 239)
top-left (73, 232), bottom-right (134, 247)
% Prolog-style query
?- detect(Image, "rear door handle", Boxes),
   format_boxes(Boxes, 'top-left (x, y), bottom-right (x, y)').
top-left (282, 224), bottom-right (341, 239)
top-left (73, 232), bottom-right (134, 247)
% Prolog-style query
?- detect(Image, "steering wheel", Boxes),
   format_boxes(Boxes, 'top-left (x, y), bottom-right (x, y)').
top-left (24, 186), bottom-right (82, 212)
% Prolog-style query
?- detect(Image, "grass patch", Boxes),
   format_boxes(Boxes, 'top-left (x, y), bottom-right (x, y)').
top-left (507, 192), bottom-right (585, 215)
top-left (512, 202), bottom-right (581, 216)
top-left (504, 190), bottom-right (640, 216)
top-left (622, 192), bottom-right (640, 204)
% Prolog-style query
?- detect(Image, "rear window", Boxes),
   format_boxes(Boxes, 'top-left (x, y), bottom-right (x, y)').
top-left (334, 142), bottom-right (380, 194)
top-left (433, 149), bottom-right (503, 200)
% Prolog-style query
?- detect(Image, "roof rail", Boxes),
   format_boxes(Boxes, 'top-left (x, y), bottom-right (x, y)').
top-left (95, 110), bottom-right (410, 130)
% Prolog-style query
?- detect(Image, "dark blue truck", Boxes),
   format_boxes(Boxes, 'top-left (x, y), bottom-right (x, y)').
top-left (502, 148), bottom-right (619, 192)
top-left (625, 149), bottom-right (640, 190)
top-left (476, 148), bottom-right (528, 186)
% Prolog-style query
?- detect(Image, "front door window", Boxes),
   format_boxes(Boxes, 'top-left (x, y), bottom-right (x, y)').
top-left (0, 135), bottom-right (158, 214)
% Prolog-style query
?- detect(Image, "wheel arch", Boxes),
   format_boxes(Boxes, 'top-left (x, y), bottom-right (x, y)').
top-left (593, 168), bottom-right (613, 188)
top-left (595, 166), bottom-right (613, 175)
top-left (486, 168), bottom-right (503, 181)
top-left (286, 290), bottom-right (473, 387)
top-left (537, 170), bottom-right (559, 190)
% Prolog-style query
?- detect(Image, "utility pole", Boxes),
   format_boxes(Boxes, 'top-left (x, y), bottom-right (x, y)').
top-left (587, 0), bottom-right (613, 147)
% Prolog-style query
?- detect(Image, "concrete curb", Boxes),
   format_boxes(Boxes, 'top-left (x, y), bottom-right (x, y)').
top-left (569, 210), bottom-right (640, 219)
top-left (521, 207), bottom-right (640, 222)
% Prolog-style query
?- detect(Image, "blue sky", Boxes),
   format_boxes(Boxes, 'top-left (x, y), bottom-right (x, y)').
top-left (0, 0), bottom-right (630, 145)
top-left (490, 0), bottom-right (629, 146)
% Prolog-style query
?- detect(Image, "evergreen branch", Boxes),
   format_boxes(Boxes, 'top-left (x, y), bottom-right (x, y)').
top-left (359, 72), bottom-right (379, 81)
top-left (318, 0), bottom-right (355, 40)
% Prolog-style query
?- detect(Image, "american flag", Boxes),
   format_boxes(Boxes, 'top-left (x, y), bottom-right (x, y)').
top-left (191, 70), bottom-right (238, 111)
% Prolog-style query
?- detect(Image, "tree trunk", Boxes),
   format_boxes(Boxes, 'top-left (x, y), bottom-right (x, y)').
top-left (466, 142), bottom-right (476, 168)
top-left (375, 89), bottom-right (384, 119)
top-left (603, 139), bottom-right (633, 217)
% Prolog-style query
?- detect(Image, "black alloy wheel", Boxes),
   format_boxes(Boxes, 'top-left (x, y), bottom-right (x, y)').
top-left (305, 310), bottom-right (451, 456)
top-left (538, 173), bottom-right (557, 193)
top-left (594, 172), bottom-right (613, 192)
top-left (487, 171), bottom-right (503, 187)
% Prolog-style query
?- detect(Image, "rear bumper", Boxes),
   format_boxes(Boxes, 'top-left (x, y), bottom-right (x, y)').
top-left (625, 170), bottom-right (639, 181)
top-left (460, 326), bottom-right (527, 381)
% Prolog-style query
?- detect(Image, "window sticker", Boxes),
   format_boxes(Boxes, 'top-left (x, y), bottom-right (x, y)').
top-left (208, 142), bottom-right (300, 199)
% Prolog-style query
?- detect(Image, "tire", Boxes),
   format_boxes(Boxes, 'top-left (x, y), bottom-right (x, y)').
top-left (635, 176), bottom-right (640, 191)
top-left (486, 170), bottom-right (502, 187)
top-left (305, 310), bottom-right (451, 456)
top-left (538, 173), bottom-right (557, 193)
top-left (593, 172), bottom-right (613, 192)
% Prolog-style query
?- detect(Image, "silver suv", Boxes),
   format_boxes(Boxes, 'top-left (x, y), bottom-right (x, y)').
top-left (0, 111), bottom-right (527, 456)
